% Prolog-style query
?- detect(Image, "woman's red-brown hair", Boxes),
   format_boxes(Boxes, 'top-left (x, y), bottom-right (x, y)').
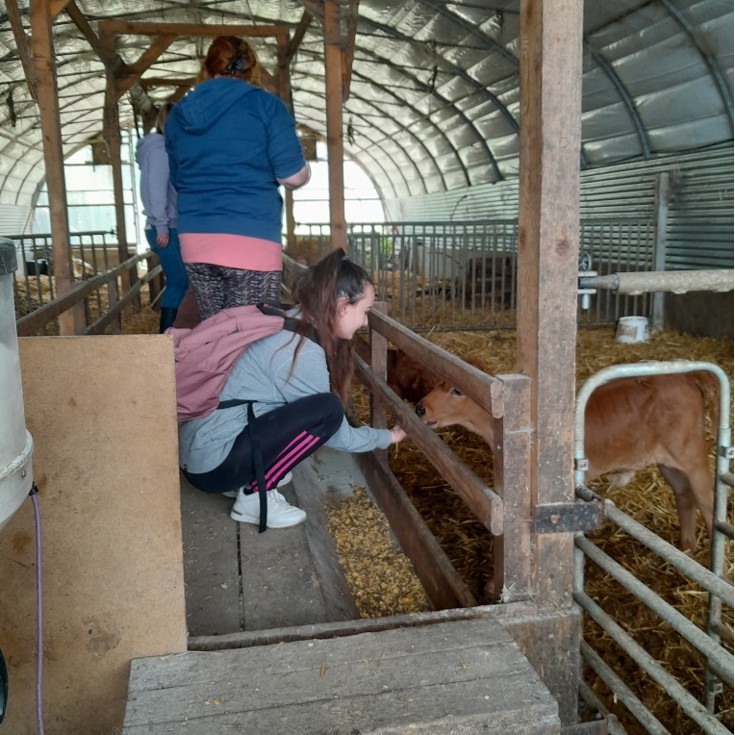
top-left (203, 36), bottom-right (260, 86)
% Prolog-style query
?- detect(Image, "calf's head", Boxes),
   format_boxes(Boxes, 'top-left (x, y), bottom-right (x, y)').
top-left (416, 381), bottom-right (495, 445)
top-left (416, 383), bottom-right (468, 428)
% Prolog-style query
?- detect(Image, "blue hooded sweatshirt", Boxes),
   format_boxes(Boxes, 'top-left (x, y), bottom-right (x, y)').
top-left (165, 77), bottom-right (306, 244)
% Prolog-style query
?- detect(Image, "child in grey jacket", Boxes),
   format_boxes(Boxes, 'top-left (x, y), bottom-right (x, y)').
top-left (180, 249), bottom-right (406, 529)
top-left (136, 102), bottom-right (189, 331)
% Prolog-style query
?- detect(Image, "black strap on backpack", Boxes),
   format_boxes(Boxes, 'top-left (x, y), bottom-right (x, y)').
top-left (216, 303), bottom-right (319, 532)
top-left (246, 401), bottom-right (268, 533)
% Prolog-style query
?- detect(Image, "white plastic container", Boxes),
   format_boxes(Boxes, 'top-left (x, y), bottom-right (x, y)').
top-left (0, 238), bottom-right (34, 533)
top-left (616, 315), bottom-right (650, 344)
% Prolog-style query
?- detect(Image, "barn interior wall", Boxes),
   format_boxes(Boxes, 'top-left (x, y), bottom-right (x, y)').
top-left (664, 290), bottom-right (734, 339)
top-left (384, 144), bottom-right (734, 273)
top-left (0, 203), bottom-right (32, 236)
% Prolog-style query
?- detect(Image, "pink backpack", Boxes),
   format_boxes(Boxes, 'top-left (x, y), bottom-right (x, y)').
top-left (168, 304), bottom-right (286, 422)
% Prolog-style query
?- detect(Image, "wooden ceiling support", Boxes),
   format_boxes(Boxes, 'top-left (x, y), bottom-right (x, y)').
top-left (27, 0), bottom-right (84, 334)
top-left (324, 0), bottom-right (347, 251)
top-left (305, 0), bottom-right (361, 251)
top-left (341, 0), bottom-right (360, 102)
top-left (49, 0), bottom-right (70, 20)
top-left (97, 21), bottom-right (290, 39)
top-left (285, 11), bottom-right (314, 63)
top-left (5, 0), bottom-right (37, 99)
top-left (516, 0), bottom-right (584, 607)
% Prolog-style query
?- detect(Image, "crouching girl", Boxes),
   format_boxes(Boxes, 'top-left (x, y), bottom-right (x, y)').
top-left (178, 248), bottom-right (406, 529)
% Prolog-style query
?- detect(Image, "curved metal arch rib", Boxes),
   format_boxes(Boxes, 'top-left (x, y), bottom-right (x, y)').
top-left (362, 16), bottom-right (520, 134)
top-left (660, 0), bottom-right (733, 128)
top-left (340, 104), bottom-right (425, 194)
top-left (349, 44), bottom-right (500, 183)
top-left (292, 52), bottom-right (455, 190)
top-left (587, 45), bottom-right (651, 161)
top-left (357, 19), bottom-right (506, 181)
top-left (296, 43), bottom-right (471, 187)
top-left (415, 0), bottom-right (520, 67)
top-left (348, 69), bottom-right (454, 191)
top-left (295, 98), bottom-right (408, 199)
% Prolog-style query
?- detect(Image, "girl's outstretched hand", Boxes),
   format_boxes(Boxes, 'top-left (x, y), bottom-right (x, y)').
top-left (389, 425), bottom-right (407, 444)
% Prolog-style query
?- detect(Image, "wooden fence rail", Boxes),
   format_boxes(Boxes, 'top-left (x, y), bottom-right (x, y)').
top-left (356, 304), bottom-right (535, 603)
top-left (15, 251), bottom-right (161, 336)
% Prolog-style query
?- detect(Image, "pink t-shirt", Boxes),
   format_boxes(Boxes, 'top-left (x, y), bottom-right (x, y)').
top-left (180, 233), bottom-right (282, 271)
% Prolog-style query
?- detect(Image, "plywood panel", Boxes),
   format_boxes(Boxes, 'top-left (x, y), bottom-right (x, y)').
top-left (0, 335), bottom-right (186, 734)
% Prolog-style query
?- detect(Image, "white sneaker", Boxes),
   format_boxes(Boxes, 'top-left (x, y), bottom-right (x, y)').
top-left (230, 488), bottom-right (306, 528)
top-left (224, 472), bottom-right (292, 498)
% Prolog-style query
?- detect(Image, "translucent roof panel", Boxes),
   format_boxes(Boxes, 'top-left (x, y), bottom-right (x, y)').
top-left (0, 0), bottom-right (731, 204)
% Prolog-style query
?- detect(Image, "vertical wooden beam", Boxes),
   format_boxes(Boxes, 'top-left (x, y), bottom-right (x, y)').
top-left (277, 32), bottom-right (298, 256)
top-left (100, 21), bottom-right (135, 306)
top-left (29, 0), bottom-right (84, 335)
top-left (490, 374), bottom-right (533, 603)
top-left (516, 0), bottom-right (583, 607)
top-left (324, 0), bottom-right (347, 252)
top-left (103, 81), bottom-right (129, 270)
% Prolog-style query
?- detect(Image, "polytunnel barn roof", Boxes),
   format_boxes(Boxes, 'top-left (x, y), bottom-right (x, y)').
top-left (0, 0), bottom-right (732, 206)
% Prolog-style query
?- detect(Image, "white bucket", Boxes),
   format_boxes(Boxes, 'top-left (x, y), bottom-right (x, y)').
top-left (616, 315), bottom-right (650, 344)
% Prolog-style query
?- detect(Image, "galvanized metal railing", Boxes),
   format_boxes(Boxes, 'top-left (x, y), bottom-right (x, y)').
top-left (291, 219), bottom-right (656, 331)
top-left (573, 361), bottom-right (734, 734)
top-left (9, 230), bottom-right (163, 335)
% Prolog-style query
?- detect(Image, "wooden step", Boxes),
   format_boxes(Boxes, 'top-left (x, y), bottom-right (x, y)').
top-left (180, 449), bottom-right (361, 636)
top-left (122, 617), bottom-right (560, 734)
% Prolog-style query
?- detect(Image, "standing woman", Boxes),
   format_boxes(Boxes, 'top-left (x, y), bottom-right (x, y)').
top-left (179, 249), bottom-right (406, 529)
top-left (136, 102), bottom-right (189, 332)
top-left (165, 35), bottom-right (310, 321)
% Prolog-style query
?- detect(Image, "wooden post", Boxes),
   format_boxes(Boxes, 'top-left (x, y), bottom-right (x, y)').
top-left (29, 0), bottom-right (85, 335)
top-left (324, 0), bottom-right (347, 252)
top-left (490, 374), bottom-right (533, 603)
top-left (103, 76), bottom-right (138, 317)
top-left (277, 32), bottom-right (298, 256)
top-left (516, 0), bottom-right (583, 607)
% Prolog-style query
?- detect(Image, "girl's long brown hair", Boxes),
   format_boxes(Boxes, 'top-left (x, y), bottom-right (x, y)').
top-left (292, 248), bottom-right (373, 405)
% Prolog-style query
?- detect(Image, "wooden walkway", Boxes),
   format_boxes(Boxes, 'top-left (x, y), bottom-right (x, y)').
top-left (122, 446), bottom-right (561, 734)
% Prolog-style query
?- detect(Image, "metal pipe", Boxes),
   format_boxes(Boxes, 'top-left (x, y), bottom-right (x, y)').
top-left (576, 535), bottom-right (733, 683)
top-left (580, 641), bottom-right (669, 735)
top-left (576, 486), bottom-right (734, 606)
top-left (578, 682), bottom-right (626, 735)
top-left (579, 269), bottom-right (734, 295)
top-left (574, 361), bottom-right (731, 491)
top-left (574, 590), bottom-right (731, 735)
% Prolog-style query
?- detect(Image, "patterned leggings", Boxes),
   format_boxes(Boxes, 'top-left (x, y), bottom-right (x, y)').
top-left (185, 263), bottom-right (282, 321)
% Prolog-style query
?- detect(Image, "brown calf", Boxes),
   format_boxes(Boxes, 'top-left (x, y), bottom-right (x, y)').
top-left (416, 370), bottom-right (718, 551)
top-left (352, 335), bottom-right (437, 405)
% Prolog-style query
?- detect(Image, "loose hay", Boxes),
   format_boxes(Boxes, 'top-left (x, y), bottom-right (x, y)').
top-left (324, 485), bottom-right (431, 618)
top-left (126, 294), bottom-right (733, 733)
top-left (376, 325), bottom-right (733, 735)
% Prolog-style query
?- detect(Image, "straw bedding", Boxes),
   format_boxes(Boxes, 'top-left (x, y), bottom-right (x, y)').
top-left (352, 324), bottom-right (733, 735)
top-left (121, 293), bottom-right (733, 733)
